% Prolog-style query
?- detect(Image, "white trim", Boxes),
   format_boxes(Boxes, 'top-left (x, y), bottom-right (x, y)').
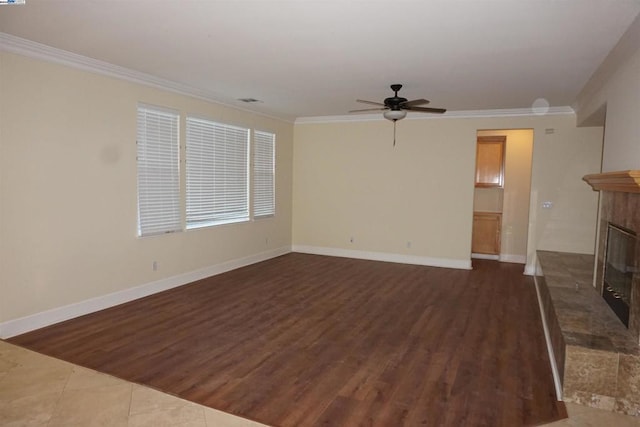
top-left (292, 245), bottom-right (472, 270)
top-left (498, 254), bottom-right (527, 264)
top-left (523, 264), bottom-right (537, 276)
top-left (533, 273), bottom-right (563, 401)
top-left (0, 32), bottom-right (291, 124)
top-left (0, 246), bottom-right (291, 339)
top-left (295, 106), bottom-right (575, 124)
top-left (471, 253), bottom-right (500, 260)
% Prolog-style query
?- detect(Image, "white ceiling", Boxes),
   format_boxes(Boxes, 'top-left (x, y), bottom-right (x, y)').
top-left (1, 0), bottom-right (639, 122)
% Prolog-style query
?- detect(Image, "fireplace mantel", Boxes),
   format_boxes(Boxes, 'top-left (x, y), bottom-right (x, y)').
top-left (583, 170), bottom-right (640, 193)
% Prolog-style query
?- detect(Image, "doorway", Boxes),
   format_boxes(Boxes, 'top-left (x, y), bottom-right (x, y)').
top-left (472, 129), bottom-right (533, 265)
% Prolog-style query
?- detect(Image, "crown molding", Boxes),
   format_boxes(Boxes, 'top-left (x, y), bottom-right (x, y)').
top-left (0, 32), bottom-right (575, 126)
top-left (295, 106), bottom-right (575, 124)
top-left (0, 32), bottom-right (293, 124)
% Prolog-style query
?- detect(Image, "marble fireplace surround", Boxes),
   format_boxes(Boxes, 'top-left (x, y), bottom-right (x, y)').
top-left (533, 170), bottom-right (640, 416)
top-left (584, 170), bottom-right (640, 344)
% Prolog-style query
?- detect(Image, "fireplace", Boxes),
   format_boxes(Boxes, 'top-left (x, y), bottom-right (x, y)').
top-left (575, 170), bottom-right (640, 415)
top-left (584, 170), bottom-right (640, 345)
top-left (603, 223), bottom-right (636, 327)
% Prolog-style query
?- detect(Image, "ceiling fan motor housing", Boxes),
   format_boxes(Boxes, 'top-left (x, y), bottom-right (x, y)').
top-left (384, 97), bottom-right (407, 110)
top-left (385, 84), bottom-right (407, 110)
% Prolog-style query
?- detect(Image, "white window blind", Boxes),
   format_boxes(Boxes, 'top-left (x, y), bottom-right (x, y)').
top-left (136, 105), bottom-right (181, 236)
top-left (253, 131), bottom-right (275, 218)
top-left (186, 118), bottom-right (250, 228)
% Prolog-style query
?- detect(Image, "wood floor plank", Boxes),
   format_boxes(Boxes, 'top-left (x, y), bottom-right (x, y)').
top-left (8, 253), bottom-right (566, 426)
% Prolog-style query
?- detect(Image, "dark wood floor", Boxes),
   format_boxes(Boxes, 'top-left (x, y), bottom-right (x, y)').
top-left (9, 253), bottom-right (566, 426)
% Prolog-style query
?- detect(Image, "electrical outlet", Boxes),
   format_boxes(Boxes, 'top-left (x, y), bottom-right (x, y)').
top-left (152, 261), bottom-right (158, 271)
top-left (350, 236), bottom-right (354, 243)
top-left (407, 241), bottom-right (412, 248)
top-left (542, 201), bottom-right (553, 209)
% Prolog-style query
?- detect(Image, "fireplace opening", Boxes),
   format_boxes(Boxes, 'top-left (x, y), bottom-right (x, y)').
top-left (603, 223), bottom-right (636, 327)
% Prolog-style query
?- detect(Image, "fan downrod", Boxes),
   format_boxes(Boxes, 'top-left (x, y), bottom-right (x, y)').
top-left (385, 84), bottom-right (407, 109)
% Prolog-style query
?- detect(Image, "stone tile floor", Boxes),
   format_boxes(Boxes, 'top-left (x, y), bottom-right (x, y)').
top-left (0, 340), bottom-right (266, 426)
top-left (1, 340), bottom-right (639, 426)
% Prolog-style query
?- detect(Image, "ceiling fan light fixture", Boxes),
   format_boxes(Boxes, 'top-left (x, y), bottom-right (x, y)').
top-left (383, 109), bottom-right (407, 121)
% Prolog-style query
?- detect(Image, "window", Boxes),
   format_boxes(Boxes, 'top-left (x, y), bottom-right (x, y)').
top-left (186, 117), bottom-right (250, 229)
top-left (253, 131), bottom-right (275, 218)
top-left (136, 105), bottom-right (181, 236)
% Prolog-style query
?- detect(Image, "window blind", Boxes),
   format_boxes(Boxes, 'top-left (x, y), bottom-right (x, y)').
top-left (253, 131), bottom-right (275, 218)
top-left (186, 118), bottom-right (250, 228)
top-left (136, 105), bottom-right (181, 236)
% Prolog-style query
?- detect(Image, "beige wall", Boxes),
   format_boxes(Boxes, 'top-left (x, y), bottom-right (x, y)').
top-left (293, 118), bottom-right (476, 265)
top-left (0, 52), bottom-right (294, 324)
top-left (575, 15), bottom-right (640, 172)
top-left (526, 117), bottom-right (603, 265)
top-left (293, 114), bottom-right (603, 272)
top-left (473, 188), bottom-right (503, 212)
top-left (476, 129), bottom-right (533, 262)
top-left (0, 49), bottom-right (607, 327)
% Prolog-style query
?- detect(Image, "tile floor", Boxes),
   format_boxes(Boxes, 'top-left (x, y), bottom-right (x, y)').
top-left (0, 340), bottom-right (266, 426)
top-left (1, 340), bottom-right (639, 427)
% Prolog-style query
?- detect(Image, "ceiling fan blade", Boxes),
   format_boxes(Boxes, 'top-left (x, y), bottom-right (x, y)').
top-left (356, 99), bottom-right (386, 107)
top-left (401, 98), bottom-right (430, 107)
top-left (405, 106), bottom-right (447, 114)
top-left (349, 107), bottom-right (388, 113)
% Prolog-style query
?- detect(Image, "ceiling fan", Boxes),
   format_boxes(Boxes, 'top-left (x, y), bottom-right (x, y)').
top-left (350, 84), bottom-right (446, 145)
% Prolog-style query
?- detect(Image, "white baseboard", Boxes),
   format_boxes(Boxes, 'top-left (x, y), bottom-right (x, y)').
top-left (523, 265), bottom-right (537, 276)
top-left (499, 254), bottom-right (527, 264)
top-left (471, 253), bottom-right (526, 264)
top-left (471, 253), bottom-right (500, 260)
top-left (292, 245), bottom-right (472, 270)
top-left (0, 246), bottom-right (291, 339)
top-left (533, 274), bottom-right (563, 401)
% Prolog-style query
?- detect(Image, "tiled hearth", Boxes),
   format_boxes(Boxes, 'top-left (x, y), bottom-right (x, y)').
top-left (536, 251), bottom-right (640, 415)
top-left (535, 170), bottom-right (640, 416)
